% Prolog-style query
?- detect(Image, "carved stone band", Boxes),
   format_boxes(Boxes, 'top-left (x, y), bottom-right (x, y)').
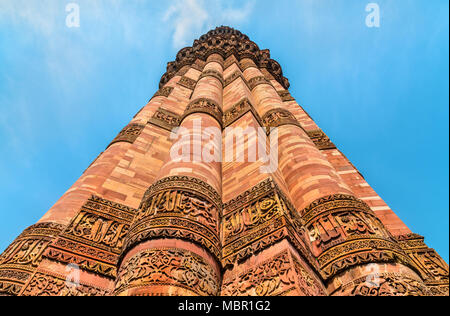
top-left (43, 195), bottom-right (136, 279)
top-left (395, 233), bottom-right (449, 296)
top-left (301, 194), bottom-right (418, 280)
top-left (0, 222), bottom-right (66, 296)
top-left (177, 76), bottom-right (197, 90)
top-left (123, 176), bottom-right (222, 261)
top-left (278, 90), bottom-right (295, 102)
top-left (331, 272), bottom-right (430, 296)
top-left (198, 69), bottom-right (224, 86)
top-left (114, 248), bottom-right (220, 296)
top-left (262, 108), bottom-right (303, 133)
top-left (182, 98), bottom-right (223, 128)
top-left (223, 98), bottom-right (264, 128)
top-left (248, 76), bottom-right (271, 90)
top-left (307, 130), bottom-right (336, 150)
top-left (108, 123), bottom-right (145, 149)
top-left (148, 108), bottom-right (181, 132)
top-left (221, 178), bottom-right (318, 272)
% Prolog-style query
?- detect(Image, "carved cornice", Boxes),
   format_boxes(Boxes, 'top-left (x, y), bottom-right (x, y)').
top-left (148, 107), bottom-right (181, 132)
top-left (108, 123), bottom-right (145, 148)
top-left (182, 98), bottom-right (223, 128)
top-left (159, 26), bottom-right (289, 90)
top-left (307, 129), bottom-right (336, 150)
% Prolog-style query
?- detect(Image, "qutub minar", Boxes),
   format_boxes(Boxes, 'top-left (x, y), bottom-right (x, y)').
top-left (0, 27), bottom-right (448, 296)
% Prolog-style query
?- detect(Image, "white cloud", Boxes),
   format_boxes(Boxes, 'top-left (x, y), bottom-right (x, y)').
top-left (162, 0), bottom-right (255, 48)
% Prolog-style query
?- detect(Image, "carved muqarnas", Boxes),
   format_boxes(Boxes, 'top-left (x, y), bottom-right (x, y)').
top-left (124, 176), bottom-right (222, 260)
top-left (43, 195), bottom-right (136, 279)
top-left (115, 248), bottom-right (220, 296)
top-left (159, 26), bottom-right (289, 90)
top-left (108, 123), bottom-right (145, 148)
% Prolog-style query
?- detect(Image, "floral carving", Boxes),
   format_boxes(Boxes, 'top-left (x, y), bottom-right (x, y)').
top-left (115, 248), bottom-right (219, 296)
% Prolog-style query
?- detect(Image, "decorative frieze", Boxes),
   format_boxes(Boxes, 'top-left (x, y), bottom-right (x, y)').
top-left (248, 76), bottom-right (271, 90)
top-left (222, 251), bottom-right (298, 296)
top-left (300, 194), bottom-right (416, 280)
top-left (43, 196), bottom-right (136, 279)
top-left (148, 107), bottom-right (181, 131)
top-left (182, 98), bottom-right (223, 128)
top-left (262, 108), bottom-right (303, 131)
top-left (22, 272), bottom-right (109, 296)
top-left (307, 130), bottom-right (336, 150)
top-left (332, 273), bottom-right (430, 296)
top-left (124, 176), bottom-right (222, 260)
top-left (278, 90), bottom-right (295, 102)
top-left (240, 59), bottom-right (256, 72)
top-left (158, 26), bottom-right (291, 90)
top-left (396, 233), bottom-right (449, 296)
top-left (150, 86), bottom-right (174, 100)
top-left (0, 222), bottom-right (65, 296)
top-left (224, 70), bottom-right (249, 89)
top-left (221, 178), bottom-right (317, 271)
top-left (108, 123), bottom-right (145, 148)
top-left (177, 76), bottom-right (197, 90)
top-left (198, 69), bottom-right (224, 86)
top-left (222, 250), bottom-right (326, 296)
top-left (115, 248), bottom-right (220, 296)
top-left (223, 98), bottom-right (263, 128)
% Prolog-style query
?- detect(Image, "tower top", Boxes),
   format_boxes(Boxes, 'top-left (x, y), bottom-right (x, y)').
top-left (159, 26), bottom-right (290, 90)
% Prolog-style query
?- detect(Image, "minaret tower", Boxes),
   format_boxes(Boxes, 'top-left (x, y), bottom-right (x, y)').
top-left (0, 27), bottom-right (448, 296)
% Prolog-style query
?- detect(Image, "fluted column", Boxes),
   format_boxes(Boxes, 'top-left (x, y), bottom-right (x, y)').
top-left (115, 54), bottom-right (224, 296)
top-left (242, 58), bottom-right (428, 296)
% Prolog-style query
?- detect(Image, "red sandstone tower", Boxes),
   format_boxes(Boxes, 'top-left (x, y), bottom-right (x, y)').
top-left (0, 27), bottom-right (448, 296)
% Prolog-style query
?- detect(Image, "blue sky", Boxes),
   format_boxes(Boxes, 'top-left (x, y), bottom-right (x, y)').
top-left (0, 0), bottom-right (448, 262)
